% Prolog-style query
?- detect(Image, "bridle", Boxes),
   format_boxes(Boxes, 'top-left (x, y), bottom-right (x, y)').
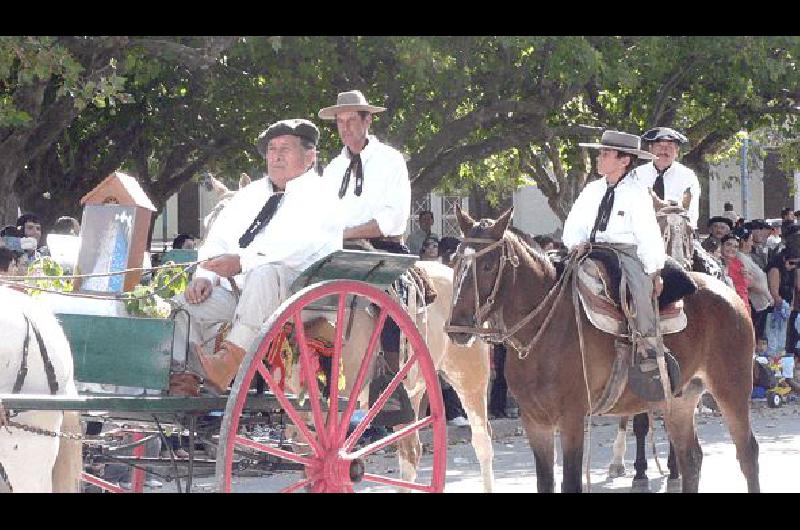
top-left (445, 236), bottom-right (519, 339)
top-left (445, 232), bottom-right (588, 361)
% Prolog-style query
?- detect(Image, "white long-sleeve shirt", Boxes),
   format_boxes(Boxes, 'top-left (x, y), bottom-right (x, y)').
top-left (563, 175), bottom-right (666, 274)
top-left (196, 169), bottom-right (343, 290)
top-left (630, 160), bottom-right (701, 229)
top-left (322, 135), bottom-right (410, 237)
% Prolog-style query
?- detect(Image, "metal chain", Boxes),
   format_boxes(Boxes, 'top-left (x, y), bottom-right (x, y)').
top-left (0, 400), bottom-right (83, 440)
top-left (3, 418), bottom-right (85, 441)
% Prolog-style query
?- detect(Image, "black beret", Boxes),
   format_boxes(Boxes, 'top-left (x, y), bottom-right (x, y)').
top-left (641, 127), bottom-right (688, 145)
top-left (708, 216), bottom-right (734, 230)
top-left (732, 227), bottom-right (750, 240)
top-left (745, 219), bottom-right (771, 230)
top-left (256, 119), bottom-right (319, 157)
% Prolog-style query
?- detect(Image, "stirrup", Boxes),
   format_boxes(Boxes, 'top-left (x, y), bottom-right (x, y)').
top-left (627, 345), bottom-right (681, 402)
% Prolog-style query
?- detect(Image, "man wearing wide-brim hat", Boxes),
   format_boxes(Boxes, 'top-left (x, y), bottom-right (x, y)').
top-left (707, 215), bottom-right (734, 243)
top-left (168, 119), bottom-right (344, 396)
top-left (631, 127), bottom-right (702, 230)
top-left (318, 90), bottom-right (410, 253)
top-left (563, 130), bottom-right (671, 400)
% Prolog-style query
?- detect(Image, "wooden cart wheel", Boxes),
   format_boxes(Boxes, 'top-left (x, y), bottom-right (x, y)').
top-left (216, 280), bottom-right (447, 493)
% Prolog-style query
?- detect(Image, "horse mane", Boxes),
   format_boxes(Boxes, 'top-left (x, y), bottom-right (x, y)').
top-left (503, 230), bottom-right (556, 278)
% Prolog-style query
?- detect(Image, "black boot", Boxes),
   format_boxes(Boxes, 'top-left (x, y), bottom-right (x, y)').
top-left (627, 338), bottom-right (681, 402)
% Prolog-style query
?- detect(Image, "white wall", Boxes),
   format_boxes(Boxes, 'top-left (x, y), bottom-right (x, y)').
top-left (708, 157), bottom-right (764, 220)
top-left (512, 185), bottom-right (563, 237)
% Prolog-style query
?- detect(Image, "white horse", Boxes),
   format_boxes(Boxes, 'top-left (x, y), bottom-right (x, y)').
top-left (396, 260), bottom-right (494, 492)
top-left (0, 287), bottom-right (82, 493)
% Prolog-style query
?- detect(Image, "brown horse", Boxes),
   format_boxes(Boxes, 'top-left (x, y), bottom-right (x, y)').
top-left (447, 207), bottom-right (759, 493)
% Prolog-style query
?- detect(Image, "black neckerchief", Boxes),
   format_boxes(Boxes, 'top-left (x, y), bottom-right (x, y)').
top-left (653, 163), bottom-right (671, 200)
top-left (590, 173), bottom-right (626, 242)
top-left (338, 139), bottom-right (369, 199)
top-left (238, 181), bottom-right (284, 248)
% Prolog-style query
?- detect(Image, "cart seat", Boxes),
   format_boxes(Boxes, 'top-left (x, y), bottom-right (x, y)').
top-left (290, 250), bottom-right (418, 294)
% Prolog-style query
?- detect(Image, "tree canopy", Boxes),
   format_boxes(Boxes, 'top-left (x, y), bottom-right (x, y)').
top-left (2, 36), bottom-right (798, 229)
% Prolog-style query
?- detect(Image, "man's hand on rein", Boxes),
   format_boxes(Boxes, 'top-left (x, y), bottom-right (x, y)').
top-left (201, 254), bottom-right (242, 278)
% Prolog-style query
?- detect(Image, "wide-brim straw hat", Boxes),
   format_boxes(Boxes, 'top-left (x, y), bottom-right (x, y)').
top-left (318, 90), bottom-right (386, 120)
top-left (579, 130), bottom-right (656, 160)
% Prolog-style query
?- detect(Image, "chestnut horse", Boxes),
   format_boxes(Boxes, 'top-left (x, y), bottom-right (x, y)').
top-left (447, 207), bottom-right (759, 493)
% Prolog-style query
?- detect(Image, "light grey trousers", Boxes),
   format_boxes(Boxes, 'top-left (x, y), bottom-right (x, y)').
top-left (171, 263), bottom-right (294, 374)
top-left (611, 245), bottom-right (658, 339)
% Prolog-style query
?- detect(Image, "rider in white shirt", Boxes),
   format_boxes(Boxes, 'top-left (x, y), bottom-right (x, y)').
top-left (632, 127), bottom-right (701, 230)
top-left (563, 130), bottom-right (669, 400)
top-left (169, 119), bottom-right (343, 395)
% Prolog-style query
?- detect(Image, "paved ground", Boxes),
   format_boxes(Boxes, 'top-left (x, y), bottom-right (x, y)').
top-left (144, 399), bottom-right (799, 493)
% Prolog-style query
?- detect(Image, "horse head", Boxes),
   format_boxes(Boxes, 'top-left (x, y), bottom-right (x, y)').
top-left (446, 207), bottom-right (517, 346)
top-left (656, 205), bottom-right (694, 270)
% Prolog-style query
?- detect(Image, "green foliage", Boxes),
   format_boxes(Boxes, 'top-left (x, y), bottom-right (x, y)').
top-left (123, 262), bottom-right (189, 318)
top-left (24, 257), bottom-right (73, 295)
top-left (5, 36), bottom-right (800, 226)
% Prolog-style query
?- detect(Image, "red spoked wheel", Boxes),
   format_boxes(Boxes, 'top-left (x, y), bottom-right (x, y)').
top-left (216, 280), bottom-right (446, 493)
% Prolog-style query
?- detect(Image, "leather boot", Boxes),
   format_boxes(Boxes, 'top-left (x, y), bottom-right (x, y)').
top-left (195, 341), bottom-right (247, 394)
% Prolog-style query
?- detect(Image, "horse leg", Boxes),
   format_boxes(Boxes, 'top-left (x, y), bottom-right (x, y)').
top-left (608, 416), bottom-right (628, 478)
top-left (522, 417), bottom-right (555, 493)
top-left (559, 415), bottom-right (586, 493)
top-left (707, 386), bottom-right (760, 493)
top-left (396, 389), bottom-right (425, 490)
top-left (51, 411), bottom-right (82, 492)
top-left (664, 380), bottom-right (704, 493)
top-left (442, 349), bottom-right (494, 493)
top-left (631, 412), bottom-right (650, 491)
top-left (665, 442), bottom-right (682, 492)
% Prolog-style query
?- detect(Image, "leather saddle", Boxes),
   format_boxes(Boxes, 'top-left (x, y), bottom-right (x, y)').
top-left (575, 253), bottom-right (694, 338)
top-left (572, 250), bottom-right (695, 407)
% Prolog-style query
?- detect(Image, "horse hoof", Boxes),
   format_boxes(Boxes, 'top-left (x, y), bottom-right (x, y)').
top-left (666, 477), bottom-right (682, 493)
top-left (608, 463), bottom-right (626, 478)
top-left (631, 478), bottom-right (650, 493)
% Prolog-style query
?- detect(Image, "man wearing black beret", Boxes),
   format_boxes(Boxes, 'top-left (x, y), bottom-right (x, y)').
top-left (169, 119), bottom-right (344, 395)
top-left (634, 127), bottom-right (701, 230)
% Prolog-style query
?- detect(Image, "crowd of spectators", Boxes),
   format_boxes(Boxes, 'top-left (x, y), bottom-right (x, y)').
top-left (700, 209), bottom-right (800, 396)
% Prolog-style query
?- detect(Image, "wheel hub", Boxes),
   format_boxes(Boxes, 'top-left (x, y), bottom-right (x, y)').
top-left (305, 450), bottom-right (361, 492)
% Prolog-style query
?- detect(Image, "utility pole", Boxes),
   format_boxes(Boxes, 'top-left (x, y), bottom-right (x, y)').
top-left (740, 134), bottom-right (749, 220)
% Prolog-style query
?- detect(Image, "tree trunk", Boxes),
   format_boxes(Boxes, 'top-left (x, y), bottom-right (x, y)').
top-left (0, 184), bottom-right (20, 227)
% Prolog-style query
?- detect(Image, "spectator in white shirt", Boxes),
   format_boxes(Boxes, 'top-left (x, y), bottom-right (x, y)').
top-left (564, 130), bottom-right (670, 397)
top-left (634, 127), bottom-right (701, 230)
top-left (319, 90), bottom-right (411, 254)
top-left (169, 119), bottom-right (343, 396)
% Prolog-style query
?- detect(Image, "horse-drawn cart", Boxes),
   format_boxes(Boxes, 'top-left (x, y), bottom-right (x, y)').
top-left (0, 250), bottom-right (447, 493)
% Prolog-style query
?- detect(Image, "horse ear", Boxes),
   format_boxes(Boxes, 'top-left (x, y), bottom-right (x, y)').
top-left (240, 172), bottom-right (252, 189)
top-left (456, 205), bottom-right (476, 236)
top-left (489, 208), bottom-right (513, 239)
top-left (682, 187), bottom-right (692, 210)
